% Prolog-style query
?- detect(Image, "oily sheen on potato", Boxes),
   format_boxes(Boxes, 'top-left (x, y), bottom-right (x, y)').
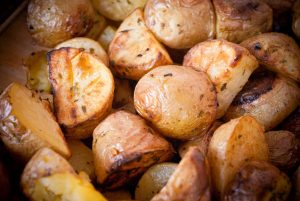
top-left (48, 47), bottom-right (114, 139)
top-left (134, 65), bottom-right (217, 140)
top-left (0, 83), bottom-right (70, 161)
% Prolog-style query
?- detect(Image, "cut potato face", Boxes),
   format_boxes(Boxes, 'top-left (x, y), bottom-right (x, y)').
top-left (134, 65), bottom-right (217, 140)
top-left (93, 110), bottom-right (174, 189)
top-left (109, 9), bottom-right (172, 80)
top-left (0, 83), bottom-right (70, 161)
top-left (48, 47), bottom-right (114, 139)
top-left (21, 148), bottom-right (75, 198)
top-left (55, 37), bottom-right (109, 67)
top-left (151, 147), bottom-right (211, 201)
top-left (135, 162), bottom-right (178, 201)
top-left (92, 0), bottom-right (147, 21)
top-left (241, 32), bottom-right (300, 82)
top-left (207, 115), bottom-right (269, 198)
top-left (213, 0), bottom-right (273, 43)
top-left (144, 0), bottom-right (215, 49)
top-left (183, 39), bottom-right (258, 119)
top-left (98, 26), bottom-right (117, 51)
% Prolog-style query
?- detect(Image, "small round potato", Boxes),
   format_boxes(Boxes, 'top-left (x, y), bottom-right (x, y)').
top-left (27, 0), bottom-right (95, 47)
top-left (134, 65), bottom-right (217, 140)
top-left (144, 0), bottom-right (215, 49)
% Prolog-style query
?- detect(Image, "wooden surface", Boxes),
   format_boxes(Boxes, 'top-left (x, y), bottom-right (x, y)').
top-left (0, 8), bottom-right (49, 91)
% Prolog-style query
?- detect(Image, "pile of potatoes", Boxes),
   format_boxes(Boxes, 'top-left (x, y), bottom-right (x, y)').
top-left (0, 0), bottom-right (300, 200)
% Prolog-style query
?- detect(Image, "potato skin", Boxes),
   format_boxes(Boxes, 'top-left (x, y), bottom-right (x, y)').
top-left (134, 65), bottom-right (217, 140)
top-left (151, 147), bottom-right (211, 201)
top-left (241, 32), bottom-right (300, 82)
top-left (224, 161), bottom-right (291, 201)
top-left (93, 110), bottom-right (174, 189)
top-left (144, 0), bottom-right (215, 49)
top-left (27, 0), bottom-right (94, 47)
top-left (213, 0), bottom-right (273, 43)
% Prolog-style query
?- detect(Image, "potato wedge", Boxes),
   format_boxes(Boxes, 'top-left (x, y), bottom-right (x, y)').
top-left (92, 0), bottom-right (147, 21)
top-left (55, 37), bottom-right (109, 67)
top-left (212, 0), bottom-right (273, 43)
top-left (279, 107), bottom-right (300, 136)
top-left (207, 115), bottom-right (269, 198)
top-left (48, 47), bottom-right (114, 139)
top-left (21, 148), bottom-right (75, 198)
top-left (0, 83), bottom-right (70, 161)
top-left (93, 110), bottom-right (174, 189)
top-left (224, 70), bottom-right (300, 131)
top-left (224, 161), bottom-right (291, 201)
top-left (183, 39), bottom-right (258, 119)
top-left (109, 9), bottom-right (172, 80)
top-left (144, 0), bottom-right (215, 49)
top-left (241, 32), bottom-right (300, 82)
top-left (68, 140), bottom-right (95, 180)
top-left (86, 13), bottom-right (107, 40)
top-left (151, 147), bottom-right (211, 201)
top-left (134, 65), bottom-right (217, 140)
top-left (135, 162), bottom-right (178, 201)
top-left (98, 26), bottom-right (117, 51)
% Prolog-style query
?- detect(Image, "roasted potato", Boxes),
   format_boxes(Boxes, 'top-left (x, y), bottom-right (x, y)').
top-left (86, 13), bottom-right (107, 40)
top-left (212, 0), bottom-right (273, 43)
top-left (0, 83), bottom-right (70, 161)
top-left (68, 140), bottom-right (95, 180)
top-left (93, 110), bottom-right (174, 189)
top-left (224, 70), bottom-right (300, 131)
top-left (109, 9), bottom-right (172, 80)
top-left (27, 0), bottom-right (95, 47)
top-left (134, 65), bottom-right (217, 140)
top-left (135, 162), bottom-right (178, 201)
top-left (113, 78), bottom-right (135, 113)
top-left (224, 161), bottom-right (291, 201)
top-left (279, 107), bottom-right (300, 136)
top-left (48, 47), bottom-right (114, 139)
top-left (241, 32), bottom-right (300, 82)
top-left (92, 0), bottom-right (147, 21)
top-left (293, 0), bottom-right (300, 39)
top-left (98, 26), bottom-right (117, 51)
top-left (24, 51), bottom-right (51, 93)
top-left (102, 190), bottom-right (132, 201)
top-left (183, 39), bottom-right (258, 118)
top-left (144, 0), bottom-right (215, 49)
top-left (291, 166), bottom-right (300, 201)
top-left (55, 37), bottom-right (109, 67)
top-left (265, 131), bottom-right (300, 172)
top-left (208, 115), bottom-right (269, 198)
top-left (179, 121), bottom-right (222, 158)
top-left (151, 147), bottom-right (211, 201)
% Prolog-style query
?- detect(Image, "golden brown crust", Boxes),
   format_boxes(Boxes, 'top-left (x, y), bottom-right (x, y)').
top-left (93, 110), bottom-right (174, 189)
top-left (213, 0), bottom-right (273, 43)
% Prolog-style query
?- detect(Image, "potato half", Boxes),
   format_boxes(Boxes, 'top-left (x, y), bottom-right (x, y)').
top-left (224, 70), bottom-right (300, 131)
top-left (241, 32), bottom-right (300, 82)
top-left (134, 65), bottom-right (217, 140)
top-left (213, 0), bottom-right (273, 43)
top-left (151, 147), bottom-right (211, 201)
top-left (183, 39), bottom-right (258, 119)
top-left (224, 161), bottom-right (291, 201)
top-left (0, 83), bottom-right (70, 161)
top-left (109, 9), bottom-right (172, 80)
top-left (48, 47), bottom-right (114, 139)
top-left (144, 0), bottom-right (215, 49)
top-left (27, 0), bottom-right (94, 47)
top-left (93, 110), bottom-right (174, 189)
top-left (208, 115), bottom-right (269, 198)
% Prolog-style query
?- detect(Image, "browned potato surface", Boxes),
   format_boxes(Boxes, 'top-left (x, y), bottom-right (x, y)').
top-left (27, 0), bottom-right (94, 47)
top-left (93, 110), bottom-right (174, 189)
top-left (279, 107), bottom-right (300, 136)
top-left (0, 83), bottom-right (70, 161)
top-left (265, 131), bottom-right (300, 172)
top-left (151, 147), bottom-right (211, 201)
top-left (144, 0), bottom-right (215, 49)
top-left (183, 39), bottom-right (258, 118)
top-left (134, 65), bottom-right (217, 140)
top-left (213, 0), bottom-right (273, 43)
top-left (241, 32), bottom-right (300, 82)
top-left (48, 48), bottom-right (114, 139)
top-left (109, 9), bottom-right (172, 80)
top-left (224, 70), bottom-right (300, 131)
top-left (208, 115), bottom-right (269, 198)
